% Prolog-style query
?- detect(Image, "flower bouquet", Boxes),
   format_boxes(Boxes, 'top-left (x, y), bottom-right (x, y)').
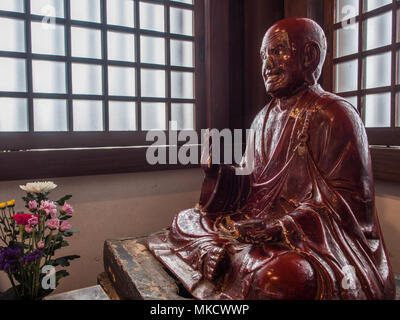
top-left (0, 182), bottom-right (79, 300)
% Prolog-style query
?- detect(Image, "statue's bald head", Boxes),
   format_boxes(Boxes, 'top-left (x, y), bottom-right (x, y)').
top-left (261, 18), bottom-right (327, 97)
top-left (265, 18), bottom-right (327, 81)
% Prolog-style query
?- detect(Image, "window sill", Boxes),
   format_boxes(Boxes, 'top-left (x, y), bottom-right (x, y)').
top-left (1, 146), bottom-right (398, 183)
top-left (0, 147), bottom-right (199, 181)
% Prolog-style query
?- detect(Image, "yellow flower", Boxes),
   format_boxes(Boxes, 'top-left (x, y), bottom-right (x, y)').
top-left (6, 200), bottom-right (15, 207)
top-left (0, 202), bottom-right (6, 209)
top-left (6, 232), bottom-right (11, 236)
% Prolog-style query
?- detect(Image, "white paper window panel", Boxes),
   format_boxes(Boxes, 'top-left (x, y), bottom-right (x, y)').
top-left (171, 103), bottom-right (194, 130)
top-left (71, 27), bottom-right (102, 59)
top-left (345, 96), bottom-right (358, 109)
top-left (73, 100), bottom-right (103, 131)
top-left (109, 101), bottom-right (137, 131)
top-left (364, 12), bottom-right (392, 51)
top-left (170, 7), bottom-right (193, 36)
top-left (30, 0), bottom-right (65, 18)
top-left (0, 58), bottom-right (26, 92)
top-left (72, 63), bottom-right (103, 95)
top-left (139, 2), bottom-right (164, 32)
top-left (171, 71), bottom-right (194, 99)
top-left (33, 99), bottom-right (68, 132)
top-left (171, 40), bottom-right (194, 67)
top-left (141, 69), bottom-right (166, 98)
top-left (364, 0), bottom-right (392, 12)
top-left (70, 0), bottom-right (101, 22)
top-left (141, 102), bottom-right (166, 130)
top-left (31, 22), bottom-right (65, 55)
top-left (107, 0), bottom-right (134, 27)
top-left (108, 66), bottom-right (136, 96)
top-left (334, 60), bottom-right (358, 93)
top-left (335, 0), bottom-right (359, 23)
top-left (171, 0), bottom-right (193, 4)
top-left (364, 93), bottom-right (391, 127)
top-left (0, 0), bottom-right (24, 13)
top-left (140, 36), bottom-right (165, 65)
top-left (32, 60), bottom-right (66, 93)
top-left (107, 31), bottom-right (135, 62)
top-left (0, 98), bottom-right (28, 132)
top-left (0, 18), bottom-right (25, 53)
top-left (364, 52), bottom-right (391, 89)
top-left (334, 24), bottom-right (358, 58)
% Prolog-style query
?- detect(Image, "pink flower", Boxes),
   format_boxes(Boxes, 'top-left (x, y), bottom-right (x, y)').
top-left (25, 225), bottom-right (34, 233)
top-left (37, 240), bottom-right (44, 249)
top-left (60, 221), bottom-right (72, 232)
top-left (61, 203), bottom-right (74, 215)
top-left (46, 218), bottom-right (59, 230)
top-left (28, 200), bottom-right (38, 211)
top-left (39, 200), bottom-right (57, 218)
top-left (28, 216), bottom-right (39, 226)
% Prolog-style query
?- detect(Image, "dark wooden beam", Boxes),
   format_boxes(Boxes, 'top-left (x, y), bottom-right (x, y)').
top-left (371, 147), bottom-right (400, 182)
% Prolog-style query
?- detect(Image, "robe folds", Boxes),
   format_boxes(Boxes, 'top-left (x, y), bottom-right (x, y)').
top-left (147, 85), bottom-right (395, 300)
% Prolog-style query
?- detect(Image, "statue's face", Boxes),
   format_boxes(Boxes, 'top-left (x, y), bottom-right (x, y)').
top-left (261, 28), bottom-right (305, 98)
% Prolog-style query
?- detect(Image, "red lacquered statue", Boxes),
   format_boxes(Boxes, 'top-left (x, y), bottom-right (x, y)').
top-left (147, 18), bottom-right (395, 300)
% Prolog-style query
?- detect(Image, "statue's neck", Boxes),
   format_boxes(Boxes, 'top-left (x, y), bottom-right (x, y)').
top-left (277, 83), bottom-right (319, 109)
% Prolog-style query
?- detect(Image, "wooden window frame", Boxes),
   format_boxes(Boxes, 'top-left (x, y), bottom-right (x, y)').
top-left (0, 0), bottom-right (205, 180)
top-left (324, 0), bottom-right (400, 182)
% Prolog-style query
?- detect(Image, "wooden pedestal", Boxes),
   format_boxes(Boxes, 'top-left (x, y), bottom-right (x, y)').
top-left (103, 234), bottom-right (193, 300)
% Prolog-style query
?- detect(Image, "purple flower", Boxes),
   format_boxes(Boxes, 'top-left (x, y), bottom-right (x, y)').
top-left (60, 221), bottom-right (72, 232)
top-left (28, 200), bottom-right (38, 211)
top-left (19, 249), bottom-right (43, 265)
top-left (61, 203), bottom-right (74, 215)
top-left (46, 218), bottom-right (59, 230)
top-left (0, 247), bottom-right (22, 273)
top-left (39, 200), bottom-right (57, 218)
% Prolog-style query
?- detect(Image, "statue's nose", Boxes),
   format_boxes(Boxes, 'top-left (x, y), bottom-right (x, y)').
top-left (266, 55), bottom-right (274, 71)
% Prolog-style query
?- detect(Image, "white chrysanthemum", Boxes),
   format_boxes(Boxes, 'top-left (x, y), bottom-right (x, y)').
top-left (20, 181), bottom-right (57, 193)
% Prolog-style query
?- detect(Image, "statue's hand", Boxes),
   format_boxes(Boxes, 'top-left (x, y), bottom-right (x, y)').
top-left (201, 129), bottom-right (219, 176)
top-left (235, 219), bottom-right (283, 243)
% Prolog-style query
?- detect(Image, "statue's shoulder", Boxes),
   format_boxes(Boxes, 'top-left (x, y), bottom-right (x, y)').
top-left (311, 87), bottom-right (360, 125)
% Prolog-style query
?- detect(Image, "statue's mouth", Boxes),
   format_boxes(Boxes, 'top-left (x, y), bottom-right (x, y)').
top-left (266, 72), bottom-right (282, 84)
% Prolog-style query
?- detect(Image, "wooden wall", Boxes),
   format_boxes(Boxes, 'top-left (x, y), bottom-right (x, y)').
top-left (202, 0), bottom-right (284, 130)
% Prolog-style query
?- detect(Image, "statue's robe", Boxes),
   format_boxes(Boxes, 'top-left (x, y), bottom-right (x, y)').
top-left (147, 85), bottom-right (395, 300)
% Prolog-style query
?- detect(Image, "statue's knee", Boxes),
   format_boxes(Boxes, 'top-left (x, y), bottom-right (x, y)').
top-left (249, 252), bottom-right (318, 300)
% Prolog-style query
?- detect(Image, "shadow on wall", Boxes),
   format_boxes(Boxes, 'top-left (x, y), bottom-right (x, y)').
top-left (0, 168), bottom-right (204, 295)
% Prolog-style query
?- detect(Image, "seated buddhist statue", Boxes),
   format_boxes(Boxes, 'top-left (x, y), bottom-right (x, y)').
top-left (147, 17), bottom-right (395, 300)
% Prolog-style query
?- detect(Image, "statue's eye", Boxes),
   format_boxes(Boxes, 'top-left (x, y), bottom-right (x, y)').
top-left (273, 48), bottom-right (283, 55)
top-left (260, 52), bottom-right (266, 60)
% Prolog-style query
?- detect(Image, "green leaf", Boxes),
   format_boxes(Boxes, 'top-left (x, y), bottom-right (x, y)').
top-left (55, 195), bottom-right (72, 206)
top-left (59, 215), bottom-right (72, 221)
top-left (63, 231), bottom-right (73, 237)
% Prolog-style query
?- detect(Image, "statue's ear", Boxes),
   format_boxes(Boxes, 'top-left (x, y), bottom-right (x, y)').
top-left (304, 41), bottom-right (321, 84)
